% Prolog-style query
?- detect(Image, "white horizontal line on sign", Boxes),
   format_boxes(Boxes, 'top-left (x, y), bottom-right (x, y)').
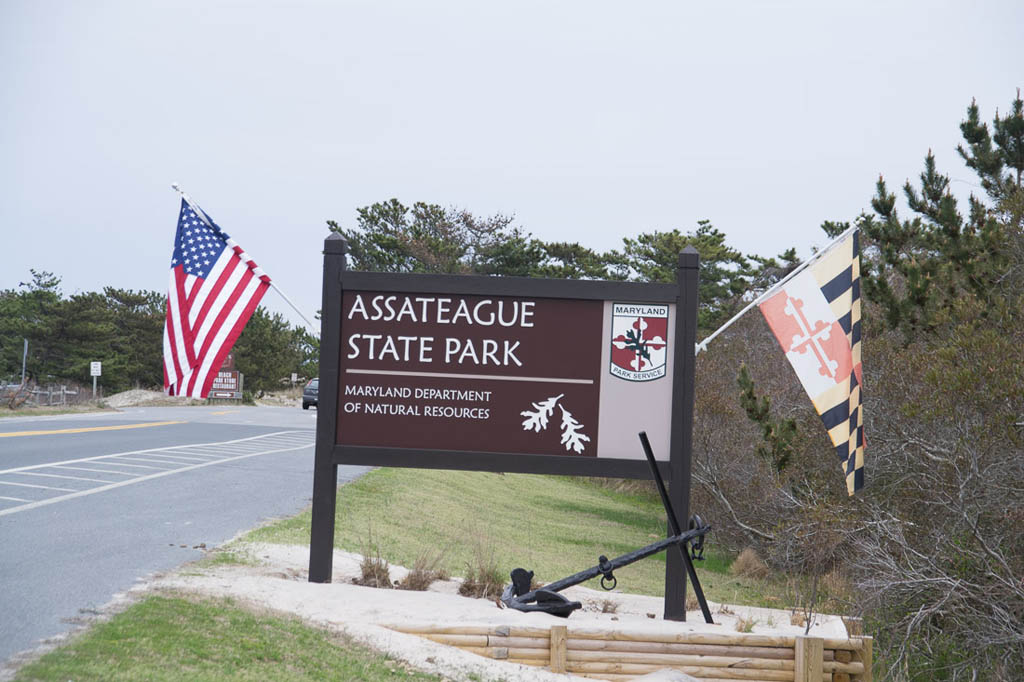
top-left (346, 369), bottom-right (594, 385)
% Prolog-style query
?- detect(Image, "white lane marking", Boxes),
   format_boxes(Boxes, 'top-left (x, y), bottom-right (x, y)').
top-left (144, 451), bottom-right (225, 460)
top-left (105, 458), bottom-right (179, 469)
top-left (12, 472), bottom-right (116, 484)
top-left (0, 480), bottom-right (77, 492)
top-left (0, 439), bottom-right (313, 516)
top-left (0, 430), bottom-right (311, 475)
top-left (53, 466), bottom-right (136, 476)
top-left (0, 495), bottom-right (31, 502)
top-left (133, 453), bottom-right (221, 462)
top-left (90, 460), bottom-right (175, 470)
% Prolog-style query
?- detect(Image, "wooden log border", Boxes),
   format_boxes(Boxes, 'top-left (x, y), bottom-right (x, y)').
top-left (388, 623), bottom-right (873, 682)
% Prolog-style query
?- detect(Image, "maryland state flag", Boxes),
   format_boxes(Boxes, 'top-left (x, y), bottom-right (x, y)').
top-left (759, 231), bottom-right (864, 495)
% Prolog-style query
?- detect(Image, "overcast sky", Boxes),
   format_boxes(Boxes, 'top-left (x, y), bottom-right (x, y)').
top-left (2, 0), bottom-right (1021, 331)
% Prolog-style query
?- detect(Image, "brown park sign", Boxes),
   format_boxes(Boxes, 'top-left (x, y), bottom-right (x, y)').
top-left (335, 292), bottom-right (678, 464)
top-left (309, 234), bottom-right (700, 620)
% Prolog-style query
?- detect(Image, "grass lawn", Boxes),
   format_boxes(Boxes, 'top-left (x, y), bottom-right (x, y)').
top-left (245, 468), bottom-right (769, 605)
top-left (14, 595), bottom-right (440, 682)
top-left (0, 404), bottom-right (114, 419)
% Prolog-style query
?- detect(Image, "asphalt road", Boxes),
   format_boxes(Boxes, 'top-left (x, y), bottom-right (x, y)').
top-left (0, 405), bottom-right (367, 665)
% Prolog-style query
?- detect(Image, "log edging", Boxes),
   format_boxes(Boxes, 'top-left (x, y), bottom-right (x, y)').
top-left (386, 623), bottom-right (873, 681)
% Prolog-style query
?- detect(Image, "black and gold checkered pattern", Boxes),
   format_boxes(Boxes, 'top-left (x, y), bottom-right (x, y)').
top-left (810, 231), bottom-right (865, 495)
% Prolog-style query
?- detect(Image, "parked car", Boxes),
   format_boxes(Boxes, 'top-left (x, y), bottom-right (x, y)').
top-left (302, 378), bottom-right (319, 410)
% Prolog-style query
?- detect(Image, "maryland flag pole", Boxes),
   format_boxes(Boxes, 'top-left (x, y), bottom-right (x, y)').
top-left (697, 227), bottom-right (865, 495)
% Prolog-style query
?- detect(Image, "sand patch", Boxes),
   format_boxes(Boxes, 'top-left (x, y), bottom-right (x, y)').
top-left (136, 543), bottom-right (849, 681)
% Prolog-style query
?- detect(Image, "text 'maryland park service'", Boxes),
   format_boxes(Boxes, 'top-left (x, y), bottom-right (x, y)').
top-left (336, 291), bottom-right (676, 461)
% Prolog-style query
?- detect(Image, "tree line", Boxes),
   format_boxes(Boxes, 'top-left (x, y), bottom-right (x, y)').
top-left (0, 276), bottom-right (317, 396)
top-left (328, 204), bottom-right (799, 334)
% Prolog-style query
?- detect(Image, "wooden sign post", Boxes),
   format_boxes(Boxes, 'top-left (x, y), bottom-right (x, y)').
top-left (309, 233), bottom-right (699, 620)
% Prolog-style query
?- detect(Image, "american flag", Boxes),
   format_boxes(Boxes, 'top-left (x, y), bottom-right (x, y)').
top-left (163, 199), bottom-right (270, 398)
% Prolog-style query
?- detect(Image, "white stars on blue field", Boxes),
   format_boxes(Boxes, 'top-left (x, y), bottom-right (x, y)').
top-left (170, 199), bottom-right (229, 278)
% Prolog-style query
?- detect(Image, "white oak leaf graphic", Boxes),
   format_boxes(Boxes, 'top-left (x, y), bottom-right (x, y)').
top-left (558, 405), bottom-right (590, 454)
top-left (520, 394), bottom-right (563, 432)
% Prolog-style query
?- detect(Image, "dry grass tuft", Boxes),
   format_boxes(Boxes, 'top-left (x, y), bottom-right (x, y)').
top-left (397, 547), bottom-right (450, 591)
top-left (458, 565), bottom-right (505, 599)
top-left (730, 548), bottom-right (771, 580)
top-left (457, 532), bottom-right (505, 599)
top-left (355, 527), bottom-right (392, 588)
top-left (735, 615), bottom-right (758, 632)
top-left (820, 568), bottom-right (855, 609)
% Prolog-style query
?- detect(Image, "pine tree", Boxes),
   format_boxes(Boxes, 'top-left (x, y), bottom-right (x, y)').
top-left (859, 93), bottom-right (1023, 333)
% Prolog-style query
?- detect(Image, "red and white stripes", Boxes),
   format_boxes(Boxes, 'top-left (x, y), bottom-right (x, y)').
top-left (163, 239), bottom-right (270, 399)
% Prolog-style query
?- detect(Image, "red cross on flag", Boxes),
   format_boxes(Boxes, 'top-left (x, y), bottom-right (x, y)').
top-left (759, 231), bottom-right (865, 494)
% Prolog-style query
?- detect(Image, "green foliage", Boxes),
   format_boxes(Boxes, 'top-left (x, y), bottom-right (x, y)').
top-left (328, 198), bottom-right (532, 275)
top-left (328, 198), bottom-right (628, 281)
top-left (619, 221), bottom-right (751, 331)
top-left (860, 92), bottom-right (1023, 334)
top-left (14, 595), bottom-right (440, 681)
top-left (819, 220), bottom-right (850, 238)
top-left (329, 202), bottom-right (804, 337)
top-left (102, 288), bottom-right (165, 388)
top-left (529, 240), bottom-right (625, 280)
top-left (231, 308), bottom-right (308, 395)
top-left (957, 92), bottom-right (1024, 201)
top-left (0, 274), bottom-right (313, 396)
top-left (736, 363), bottom-right (798, 473)
top-left (828, 94), bottom-right (1024, 679)
top-left (246, 467), bottom-right (773, 605)
top-left (618, 221), bottom-right (799, 334)
top-left (0, 272), bottom-right (133, 390)
top-left (294, 327), bottom-right (319, 380)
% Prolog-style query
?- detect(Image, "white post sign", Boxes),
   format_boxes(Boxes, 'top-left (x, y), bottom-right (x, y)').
top-left (91, 361), bottom-right (101, 398)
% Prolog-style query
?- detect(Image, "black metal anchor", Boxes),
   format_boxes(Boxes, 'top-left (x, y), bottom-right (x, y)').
top-left (501, 431), bottom-right (714, 623)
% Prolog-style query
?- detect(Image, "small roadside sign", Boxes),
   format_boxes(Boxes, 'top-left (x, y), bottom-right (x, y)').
top-left (210, 370), bottom-right (243, 400)
top-left (90, 362), bottom-right (102, 377)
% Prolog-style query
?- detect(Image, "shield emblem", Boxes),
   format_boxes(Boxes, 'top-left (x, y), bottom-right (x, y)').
top-left (610, 303), bottom-right (669, 381)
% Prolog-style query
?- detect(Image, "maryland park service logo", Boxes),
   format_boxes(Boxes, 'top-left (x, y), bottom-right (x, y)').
top-left (610, 303), bottom-right (669, 381)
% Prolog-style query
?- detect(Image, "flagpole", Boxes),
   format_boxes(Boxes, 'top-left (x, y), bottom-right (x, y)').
top-left (171, 183), bottom-right (321, 337)
top-left (694, 223), bottom-right (858, 356)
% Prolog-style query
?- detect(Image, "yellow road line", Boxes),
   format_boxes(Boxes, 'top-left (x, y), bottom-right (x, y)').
top-left (210, 410), bottom-right (239, 415)
top-left (0, 420), bottom-right (186, 438)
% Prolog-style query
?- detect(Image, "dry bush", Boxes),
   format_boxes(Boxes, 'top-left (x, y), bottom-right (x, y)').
top-left (730, 548), bottom-right (770, 580)
top-left (735, 615), bottom-right (758, 633)
top-left (397, 547), bottom-right (450, 591)
top-left (459, 564), bottom-right (505, 599)
top-left (819, 568), bottom-right (855, 613)
top-left (457, 533), bottom-right (505, 599)
top-left (355, 527), bottom-right (392, 589)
